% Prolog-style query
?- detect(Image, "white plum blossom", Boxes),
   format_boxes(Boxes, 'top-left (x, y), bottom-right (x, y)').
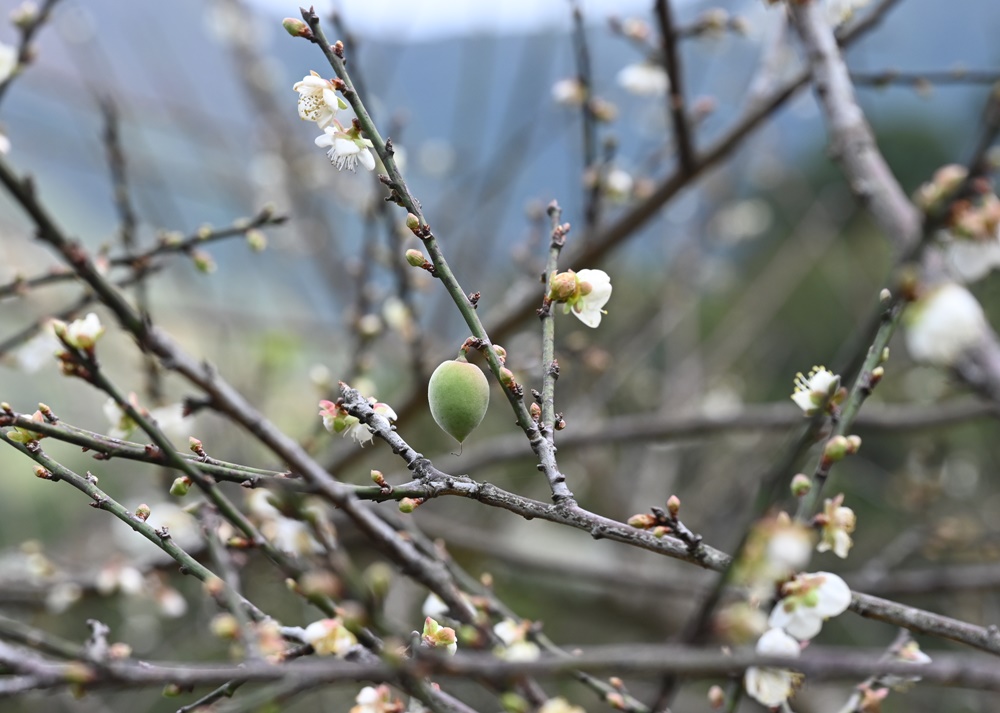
top-left (882, 640), bottom-right (932, 687)
top-left (0, 42), bottom-right (17, 84)
top-left (904, 283), bottom-right (988, 366)
top-left (744, 628), bottom-right (802, 708)
top-left (816, 493), bottom-right (856, 559)
top-left (616, 62), bottom-right (669, 96)
top-left (538, 698), bottom-right (585, 713)
top-left (945, 233), bottom-right (1000, 283)
top-left (103, 398), bottom-right (137, 440)
top-left (319, 398), bottom-right (396, 446)
top-left (421, 616), bottom-right (458, 655)
top-left (59, 312), bottom-right (105, 351)
top-left (315, 122), bottom-right (376, 172)
top-left (604, 168), bottom-right (634, 202)
top-left (493, 618), bottom-right (541, 661)
top-left (568, 269), bottom-right (612, 328)
top-left (293, 71), bottom-right (346, 129)
top-left (791, 366), bottom-right (840, 415)
top-left (551, 77), bottom-right (586, 106)
top-left (768, 571), bottom-right (852, 641)
top-left (422, 592), bottom-right (449, 620)
top-left (350, 685), bottom-right (400, 713)
top-left (303, 618), bottom-right (358, 656)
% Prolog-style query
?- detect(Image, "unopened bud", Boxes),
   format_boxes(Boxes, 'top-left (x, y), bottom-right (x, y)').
top-left (191, 249), bottom-right (216, 274)
top-left (499, 367), bottom-right (515, 387)
top-left (169, 476), bottom-right (191, 497)
top-left (845, 434), bottom-right (862, 454)
top-left (627, 513), bottom-right (657, 529)
top-left (823, 435), bottom-right (850, 462)
top-left (666, 494), bottom-right (681, 517)
top-left (529, 402), bottom-right (541, 421)
top-left (245, 229), bottom-right (267, 252)
top-left (493, 345), bottom-right (507, 362)
top-left (879, 288), bottom-right (891, 303)
top-left (405, 213), bottom-right (420, 231)
top-left (548, 271), bottom-right (578, 302)
top-left (134, 503), bottom-right (151, 521)
top-left (790, 474), bottom-right (812, 497)
top-left (708, 685), bottom-right (725, 708)
top-left (33, 466), bottom-right (52, 480)
top-left (162, 684), bottom-right (182, 698)
top-left (405, 249), bottom-right (426, 267)
top-left (399, 497), bottom-right (423, 513)
top-left (870, 365), bottom-right (885, 388)
top-left (210, 613), bottom-right (240, 640)
top-left (652, 526), bottom-right (670, 538)
top-left (880, 347), bottom-right (890, 363)
top-left (10, 2), bottom-right (39, 28)
top-left (282, 17), bottom-right (309, 36)
top-left (189, 437), bottom-right (205, 455)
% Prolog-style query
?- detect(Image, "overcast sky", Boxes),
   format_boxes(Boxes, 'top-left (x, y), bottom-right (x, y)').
top-left (249, 0), bottom-right (660, 41)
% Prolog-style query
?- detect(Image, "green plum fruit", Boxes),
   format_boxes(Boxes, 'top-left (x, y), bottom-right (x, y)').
top-left (428, 356), bottom-right (490, 443)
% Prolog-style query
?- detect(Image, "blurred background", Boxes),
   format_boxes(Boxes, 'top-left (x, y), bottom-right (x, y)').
top-left (1, 0), bottom-right (999, 711)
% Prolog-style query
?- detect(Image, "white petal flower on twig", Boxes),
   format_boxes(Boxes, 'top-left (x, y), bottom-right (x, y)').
top-left (315, 123), bottom-right (376, 172)
top-left (791, 366), bottom-right (840, 415)
top-left (303, 618), bottom-right (358, 656)
top-left (293, 71), bottom-right (346, 129)
top-left (0, 43), bottom-right (17, 84)
top-left (569, 269), bottom-right (612, 328)
top-left (616, 62), bottom-right (669, 96)
top-left (744, 628), bottom-right (802, 707)
top-left (816, 493), bottom-right (856, 559)
top-left (904, 283), bottom-right (987, 366)
top-left (768, 571), bottom-right (852, 640)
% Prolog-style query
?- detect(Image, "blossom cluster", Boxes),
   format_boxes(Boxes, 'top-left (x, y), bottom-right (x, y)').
top-left (293, 71), bottom-right (376, 171)
top-left (318, 397), bottom-right (397, 447)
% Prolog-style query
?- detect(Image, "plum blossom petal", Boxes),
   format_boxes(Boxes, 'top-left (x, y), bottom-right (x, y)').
top-left (570, 269), bottom-right (612, 328)
top-left (616, 62), bottom-right (669, 96)
top-left (905, 283), bottom-right (987, 366)
top-left (768, 571), bottom-right (852, 641)
top-left (791, 366), bottom-right (840, 415)
top-left (744, 628), bottom-right (801, 707)
top-left (293, 71), bottom-right (346, 129)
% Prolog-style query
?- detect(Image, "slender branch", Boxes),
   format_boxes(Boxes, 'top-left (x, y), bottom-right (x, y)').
top-left (654, 0), bottom-right (696, 175)
top-left (0, 0), bottom-right (61, 106)
top-left (1, 440), bottom-right (266, 621)
top-left (300, 11), bottom-right (574, 504)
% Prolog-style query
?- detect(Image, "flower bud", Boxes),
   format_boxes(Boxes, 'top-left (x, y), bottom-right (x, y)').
top-left (134, 503), bottom-right (151, 521)
top-left (210, 613), bottom-right (240, 640)
top-left (399, 497), bottom-right (421, 513)
top-left (169, 476), bottom-right (191, 497)
top-left (191, 249), bottom-right (216, 274)
top-left (548, 271), bottom-right (578, 302)
top-left (405, 213), bottom-right (420, 231)
top-left (10, 2), bottom-right (39, 28)
top-left (405, 249), bottom-right (426, 267)
top-left (282, 17), bottom-right (309, 36)
top-left (33, 466), bottom-right (52, 479)
top-left (708, 685), bottom-right (725, 708)
top-left (666, 494), bottom-right (681, 517)
top-left (845, 435), bottom-right (862, 454)
top-left (790, 474), bottom-right (812, 497)
top-left (627, 513), bottom-right (656, 529)
top-left (245, 229), bottom-right (267, 252)
top-left (529, 402), bottom-right (541, 421)
top-left (823, 435), bottom-right (850, 462)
